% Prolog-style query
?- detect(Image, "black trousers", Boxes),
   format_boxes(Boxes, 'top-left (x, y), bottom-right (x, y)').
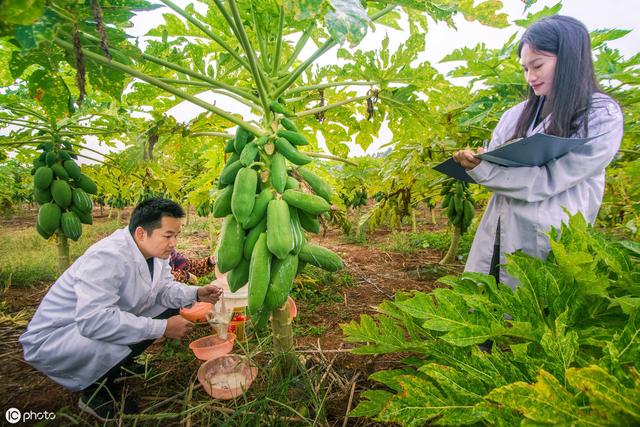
top-left (83, 308), bottom-right (178, 392)
top-left (489, 218), bottom-right (501, 284)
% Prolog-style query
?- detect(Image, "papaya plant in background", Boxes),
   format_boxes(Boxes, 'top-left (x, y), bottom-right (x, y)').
top-left (345, 3), bottom-right (640, 250)
top-left (342, 213), bottom-right (640, 426)
top-left (0, 91), bottom-right (128, 271)
top-left (0, 158), bottom-right (33, 216)
top-left (438, 178), bottom-right (475, 264)
top-left (32, 137), bottom-right (97, 270)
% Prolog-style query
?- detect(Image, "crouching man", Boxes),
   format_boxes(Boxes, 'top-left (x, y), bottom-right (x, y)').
top-left (19, 197), bottom-right (222, 421)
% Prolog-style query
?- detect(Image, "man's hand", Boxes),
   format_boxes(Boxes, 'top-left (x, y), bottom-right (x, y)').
top-left (197, 284), bottom-right (223, 304)
top-left (453, 148), bottom-right (485, 170)
top-left (164, 315), bottom-right (193, 339)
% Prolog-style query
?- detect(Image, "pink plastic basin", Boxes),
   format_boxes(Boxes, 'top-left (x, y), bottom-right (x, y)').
top-left (188, 333), bottom-right (235, 361)
top-left (197, 354), bottom-right (258, 400)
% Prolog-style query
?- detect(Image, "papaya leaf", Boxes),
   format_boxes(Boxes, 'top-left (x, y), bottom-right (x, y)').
top-left (513, 2), bottom-right (562, 28)
top-left (377, 373), bottom-right (483, 426)
top-left (486, 369), bottom-right (584, 425)
top-left (0, 0), bottom-right (45, 26)
top-left (324, 0), bottom-right (370, 47)
top-left (27, 69), bottom-right (71, 119)
top-left (591, 29), bottom-right (633, 49)
top-left (349, 389), bottom-right (394, 418)
top-left (340, 314), bottom-right (425, 354)
top-left (567, 365), bottom-right (640, 423)
top-left (602, 311), bottom-right (640, 372)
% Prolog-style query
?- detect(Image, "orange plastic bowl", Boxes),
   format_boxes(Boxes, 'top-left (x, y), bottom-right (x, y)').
top-left (197, 354), bottom-right (258, 400)
top-left (188, 333), bottom-right (236, 361)
top-left (288, 296), bottom-right (297, 319)
top-left (180, 302), bottom-right (212, 323)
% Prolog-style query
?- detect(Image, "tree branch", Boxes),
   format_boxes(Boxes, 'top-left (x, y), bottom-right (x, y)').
top-left (190, 131), bottom-right (235, 138)
top-left (295, 95), bottom-right (369, 118)
top-left (271, 5), bottom-right (285, 77)
top-left (228, 0), bottom-right (272, 116)
top-left (287, 81), bottom-right (380, 95)
top-left (157, 79), bottom-right (262, 111)
top-left (274, 5), bottom-right (396, 98)
top-left (282, 23), bottom-right (314, 72)
top-left (159, 0), bottom-right (250, 71)
top-left (53, 37), bottom-right (267, 137)
top-left (142, 53), bottom-right (259, 104)
top-left (301, 151), bottom-right (357, 166)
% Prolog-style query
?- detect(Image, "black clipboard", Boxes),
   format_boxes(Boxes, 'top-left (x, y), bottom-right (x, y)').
top-left (433, 132), bottom-right (601, 183)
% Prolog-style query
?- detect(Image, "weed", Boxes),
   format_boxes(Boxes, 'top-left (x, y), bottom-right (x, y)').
top-left (378, 228), bottom-right (476, 258)
top-left (0, 219), bottom-right (123, 288)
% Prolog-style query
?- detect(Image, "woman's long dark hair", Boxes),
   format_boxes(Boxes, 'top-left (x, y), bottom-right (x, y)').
top-left (513, 15), bottom-right (600, 138)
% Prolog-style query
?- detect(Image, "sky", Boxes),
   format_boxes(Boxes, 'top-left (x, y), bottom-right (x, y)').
top-left (88, 0), bottom-right (640, 159)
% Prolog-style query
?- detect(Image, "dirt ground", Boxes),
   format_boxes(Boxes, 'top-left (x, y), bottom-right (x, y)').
top-left (0, 207), bottom-right (463, 425)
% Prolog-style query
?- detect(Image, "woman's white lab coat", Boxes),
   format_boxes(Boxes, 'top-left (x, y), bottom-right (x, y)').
top-left (19, 227), bottom-right (199, 391)
top-left (465, 93), bottom-right (624, 288)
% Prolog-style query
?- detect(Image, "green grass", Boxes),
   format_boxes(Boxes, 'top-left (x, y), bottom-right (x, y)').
top-left (378, 228), bottom-right (476, 258)
top-left (0, 219), bottom-right (124, 289)
top-left (56, 330), bottom-right (342, 426)
top-left (291, 266), bottom-right (353, 336)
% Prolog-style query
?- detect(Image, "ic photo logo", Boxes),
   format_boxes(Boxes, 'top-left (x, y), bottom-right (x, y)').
top-left (5, 407), bottom-right (56, 424)
top-left (5, 408), bottom-right (21, 424)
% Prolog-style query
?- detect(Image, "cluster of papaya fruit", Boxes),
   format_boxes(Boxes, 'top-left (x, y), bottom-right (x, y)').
top-left (441, 178), bottom-right (475, 234)
top-left (213, 101), bottom-right (344, 322)
top-left (32, 139), bottom-right (96, 241)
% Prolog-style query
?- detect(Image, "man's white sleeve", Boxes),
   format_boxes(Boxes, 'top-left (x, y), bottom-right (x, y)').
top-left (155, 260), bottom-right (199, 308)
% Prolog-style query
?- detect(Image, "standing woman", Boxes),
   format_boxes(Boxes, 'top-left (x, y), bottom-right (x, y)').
top-left (453, 15), bottom-right (624, 289)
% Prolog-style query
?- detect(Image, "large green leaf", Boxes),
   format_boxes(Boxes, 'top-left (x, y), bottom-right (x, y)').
top-left (567, 365), bottom-right (640, 423)
top-left (487, 369), bottom-right (585, 425)
top-left (324, 0), bottom-right (370, 47)
top-left (27, 69), bottom-right (71, 120)
top-left (344, 214), bottom-right (640, 425)
top-left (0, 0), bottom-right (45, 26)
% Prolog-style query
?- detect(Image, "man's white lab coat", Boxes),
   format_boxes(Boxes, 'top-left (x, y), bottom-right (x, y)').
top-left (20, 227), bottom-right (199, 391)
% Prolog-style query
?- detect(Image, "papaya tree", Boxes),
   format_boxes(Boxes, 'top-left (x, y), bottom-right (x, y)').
top-left (0, 90), bottom-right (129, 270)
top-left (0, 0), bottom-right (511, 371)
top-left (352, 2), bottom-right (640, 262)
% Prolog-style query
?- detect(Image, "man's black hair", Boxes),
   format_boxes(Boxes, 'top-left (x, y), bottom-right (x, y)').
top-left (128, 197), bottom-right (185, 235)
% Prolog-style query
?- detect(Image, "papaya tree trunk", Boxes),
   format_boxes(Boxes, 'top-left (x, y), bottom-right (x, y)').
top-left (411, 209), bottom-right (417, 233)
top-left (108, 206), bottom-right (113, 219)
top-left (57, 231), bottom-right (70, 272)
top-left (431, 207), bottom-right (437, 225)
top-left (100, 204), bottom-right (104, 216)
top-left (185, 203), bottom-right (190, 226)
top-left (116, 208), bottom-right (122, 222)
top-left (271, 301), bottom-right (296, 377)
top-left (439, 224), bottom-right (461, 265)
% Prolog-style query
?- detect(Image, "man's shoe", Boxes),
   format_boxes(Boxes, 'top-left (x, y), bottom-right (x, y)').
top-left (78, 386), bottom-right (139, 421)
top-left (78, 387), bottom-right (117, 422)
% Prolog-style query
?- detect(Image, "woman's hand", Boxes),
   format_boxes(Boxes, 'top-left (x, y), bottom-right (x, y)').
top-left (453, 148), bottom-right (485, 170)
